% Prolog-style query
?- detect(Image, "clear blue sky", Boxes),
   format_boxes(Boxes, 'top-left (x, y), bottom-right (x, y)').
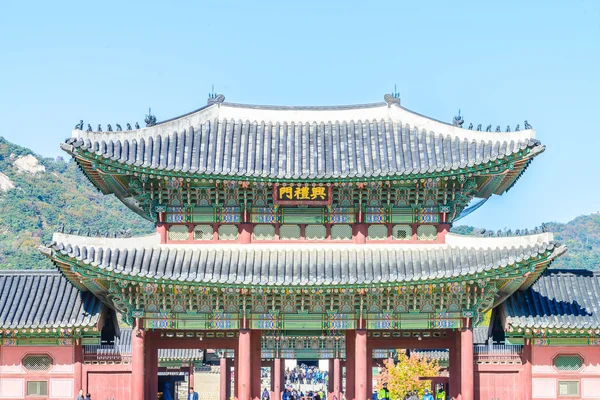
top-left (1, 0), bottom-right (598, 230)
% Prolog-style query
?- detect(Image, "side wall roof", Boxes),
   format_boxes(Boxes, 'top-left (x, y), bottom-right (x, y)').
top-left (502, 269), bottom-right (600, 330)
top-left (0, 270), bottom-right (103, 329)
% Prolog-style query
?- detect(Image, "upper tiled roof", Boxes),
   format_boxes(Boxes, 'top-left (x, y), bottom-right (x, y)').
top-left (64, 100), bottom-right (542, 182)
top-left (502, 269), bottom-right (600, 329)
top-left (0, 270), bottom-right (102, 329)
top-left (42, 232), bottom-right (564, 287)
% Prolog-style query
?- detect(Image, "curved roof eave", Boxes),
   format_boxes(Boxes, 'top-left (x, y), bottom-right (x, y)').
top-left (41, 232), bottom-right (562, 288)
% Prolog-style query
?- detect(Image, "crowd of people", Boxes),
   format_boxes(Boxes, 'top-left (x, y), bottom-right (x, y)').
top-left (274, 387), bottom-right (330, 400)
top-left (377, 383), bottom-right (446, 400)
top-left (284, 364), bottom-right (329, 385)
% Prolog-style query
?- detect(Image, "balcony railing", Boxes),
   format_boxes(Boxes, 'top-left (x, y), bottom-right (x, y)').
top-left (83, 344), bottom-right (132, 362)
top-left (474, 344), bottom-right (523, 364)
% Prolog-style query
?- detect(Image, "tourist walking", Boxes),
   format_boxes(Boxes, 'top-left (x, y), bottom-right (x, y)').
top-left (75, 389), bottom-right (85, 400)
top-left (263, 388), bottom-right (271, 400)
top-left (188, 387), bottom-right (199, 400)
top-left (378, 383), bottom-right (390, 400)
top-left (422, 389), bottom-right (434, 400)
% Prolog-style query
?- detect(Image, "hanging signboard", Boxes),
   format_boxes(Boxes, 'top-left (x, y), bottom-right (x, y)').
top-left (273, 184), bottom-right (332, 206)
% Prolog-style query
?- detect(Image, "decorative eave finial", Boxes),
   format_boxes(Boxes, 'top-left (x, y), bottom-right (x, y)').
top-left (452, 109), bottom-right (464, 127)
top-left (384, 84), bottom-right (401, 107)
top-left (144, 107), bottom-right (157, 127)
top-left (207, 84), bottom-right (226, 106)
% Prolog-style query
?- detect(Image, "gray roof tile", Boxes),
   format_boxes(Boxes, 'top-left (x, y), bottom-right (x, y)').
top-left (67, 119), bottom-right (540, 180)
top-left (46, 239), bottom-right (561, 287)
top-left (503, 269), bottom-right (600, 329)
top-left (0, 270), bottom-right (102, 329)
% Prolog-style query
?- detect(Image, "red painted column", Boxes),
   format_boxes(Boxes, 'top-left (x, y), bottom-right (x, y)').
top-left (460, 327), bottom-right (473, 400)
top-left (333, 358), bottom-right (341, 400)
top-left (251, 330), bottom-right (263, 400)
top-left (273, 358), bottom-right (283, 400)
top-left (240, 224), bottom-right (253, 244)
top-left (355, 330), bottom-right (368, 400)
top-left (345, 330), bottom-right (356, 400)
top-left (522, 340), bottom-right (533, 400)
top-left (132, 320), bottom-right (146, 400)
top-left (144, 332), bottom-right (152, 397)
top-left (239, 330), bottom-right (252, 400)
top-left (73, 341), bottom-right (83, 395)
top-left (189, 364), bottom-right (196, 389)
top-left (221, 354), bottom-right (229, 400)
top-left (145, 332), bottom-right (157, 397)
top-left (354, 225), bottom-right (367, 244)
top-left (234, 351), bottom-right (240, 400)
top-left (328, 359), bottom-right (335, 397)
top-left (227, 358), bottom-right (234, 400)
top-left (366, 355), bottom-right (373, 400)
top-left (449, 331), bottom-right (461, 400)
top-left (150, 339), bottom-right (159, 400)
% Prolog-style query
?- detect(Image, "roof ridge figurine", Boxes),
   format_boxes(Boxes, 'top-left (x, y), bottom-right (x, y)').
top-left (144, 108), bottom-right (157, 127)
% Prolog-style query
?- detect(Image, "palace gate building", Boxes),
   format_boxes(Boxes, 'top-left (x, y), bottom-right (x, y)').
top-left (1, 93), bottom-right (599, 400)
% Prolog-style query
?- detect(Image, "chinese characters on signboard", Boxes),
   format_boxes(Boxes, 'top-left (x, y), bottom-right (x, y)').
top-left (273, 185), bottom-right (332, 205)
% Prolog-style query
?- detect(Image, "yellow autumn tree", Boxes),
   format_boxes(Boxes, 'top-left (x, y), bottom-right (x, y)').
top-left (375, 350), bottom-right (440, 399)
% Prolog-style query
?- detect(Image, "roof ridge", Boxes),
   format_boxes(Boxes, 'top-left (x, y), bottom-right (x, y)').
top-left (0, 269), bottom-right (59, 275)
top-left (544, 268), bottom-right (600, 276)
top-left (221, 101), bottom-right (388, 111)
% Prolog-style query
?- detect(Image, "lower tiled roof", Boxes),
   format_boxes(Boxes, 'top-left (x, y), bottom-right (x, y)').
top-left (502, 269), bottom-right (600, 329)
top-left (43, 233), bottom-right (564, 287)
top-left (0, 270), bottom-right (102, 329)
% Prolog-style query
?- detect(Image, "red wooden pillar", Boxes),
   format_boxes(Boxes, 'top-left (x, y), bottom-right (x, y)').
top-left (460, 327), bottom-right (474, 400)
top-left (144, 332), bottom-right (152, 397)
top-left (73, 341), bottom-right (83, 395)
top-left (449, 331), bottom-right (461, 400)
top-left (239, 330), bottom-right (252, 400)
top-left (355, 330), bottom-right (368, 400)
top-left (328, 359), bottom-right (334, 397)
top-left (132, 320), bottom-right (146, 400)
top-left (366, 355), bottom-right (373, 400)
top-left (234, 351), bottom-right (240, 400)
top-left (227, 358), bottom-right (234, 400)
top-left (345, 330), bottom-right (355, 400)
top-left (221, 354), bottom-right (229, 400)
top-left (240, 224), bottom-right (253, 244)
top-left (157, 213), bottom-right (167, 244)
top-left (522, 340), bottom-right (533, 400)
top-left (333, 358), bottom-right (341, 400)
top-left (251, 330), bottom-right (263, 400)
top-left (189, 363), bottom-right (195, 389)
top-left (149, 338), bottom-right (159, 400)
top-left (354, 225), bottom-right (367, 244)
top-left (144, 332), bottom-right (158, 399)
top-left (273, 358), bottom-right (283, 400)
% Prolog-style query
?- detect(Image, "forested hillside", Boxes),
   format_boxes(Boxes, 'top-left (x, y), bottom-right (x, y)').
top-left (0, 137), bottom-right (154, 269)
top-left (0, 137), bottom-right (597, 270)
top-left (452, 213), bottom-right (600, 270)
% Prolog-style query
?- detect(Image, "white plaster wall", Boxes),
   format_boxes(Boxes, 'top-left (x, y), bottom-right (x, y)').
top-left (0, 378), bottom-right (24, 398)
top-left (49, 378), bottom-right (74, 398)
top-left (532, 378), bottom-right (557, 398)
top-left (582, 378), bottom-right (600, 398)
